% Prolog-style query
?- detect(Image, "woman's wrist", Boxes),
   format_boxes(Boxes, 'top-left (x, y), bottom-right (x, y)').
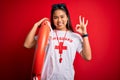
top-left (34, 23), bottom-right (40, 28)
top-left (82, 34), bottom-right (88, 37)
top-left (82, 31), bottom-right (88, 38)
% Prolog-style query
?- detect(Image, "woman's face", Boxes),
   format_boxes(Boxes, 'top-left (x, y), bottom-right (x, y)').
top-left (53, 9), bottom-right (68, 31)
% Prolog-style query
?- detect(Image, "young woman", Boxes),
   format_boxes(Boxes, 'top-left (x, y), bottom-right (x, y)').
top-left (24, 3), bottom-right (91, 80)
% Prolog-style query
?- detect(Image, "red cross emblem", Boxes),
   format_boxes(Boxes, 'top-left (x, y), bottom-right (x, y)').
top-left (55, 42), bottom-right (67, 54)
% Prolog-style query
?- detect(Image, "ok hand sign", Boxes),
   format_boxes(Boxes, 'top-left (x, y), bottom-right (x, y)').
top-left (76, 16), bottom-right (88, 35)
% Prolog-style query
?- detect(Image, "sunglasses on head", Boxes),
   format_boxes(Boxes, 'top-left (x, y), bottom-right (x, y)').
top-left (52, 3), bottom-right (66, 9)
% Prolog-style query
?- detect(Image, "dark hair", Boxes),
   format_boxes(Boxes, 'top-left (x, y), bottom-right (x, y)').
top-left (50, 3), bottom-right (74, 32)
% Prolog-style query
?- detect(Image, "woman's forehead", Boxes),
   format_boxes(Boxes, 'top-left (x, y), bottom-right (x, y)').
top-left (53, 9), bottom-right (66, 16)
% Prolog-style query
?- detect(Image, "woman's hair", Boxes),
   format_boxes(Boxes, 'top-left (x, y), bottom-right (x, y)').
top-left (50, 3), bottom-right (74, 32)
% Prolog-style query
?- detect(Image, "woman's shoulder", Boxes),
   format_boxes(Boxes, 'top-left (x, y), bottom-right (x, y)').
top-left (69, 31), bottom-right (82, 37)
top-left (68, 31), bottom-right (83, 42)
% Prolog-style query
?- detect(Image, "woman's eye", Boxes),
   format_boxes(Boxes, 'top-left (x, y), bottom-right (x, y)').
top-left (61, 16), bottom-right (64, 18)
top-left (53, 16), bottom-right (58, 19)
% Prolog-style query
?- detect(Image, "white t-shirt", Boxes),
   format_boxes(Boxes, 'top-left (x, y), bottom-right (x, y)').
top-left (35, 30), bottom-right (83, 80)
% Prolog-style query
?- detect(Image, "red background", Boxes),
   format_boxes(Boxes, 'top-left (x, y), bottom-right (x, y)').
top-left (0, 0), bottom-right (120, 80)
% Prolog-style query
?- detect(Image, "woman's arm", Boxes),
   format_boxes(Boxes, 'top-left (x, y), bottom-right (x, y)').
top-left (24, 18), bottom-right (48, 48)
top-left (76, 16), bottom-right (92, 61)
top-left (81, 35), bottom-right (92, 61)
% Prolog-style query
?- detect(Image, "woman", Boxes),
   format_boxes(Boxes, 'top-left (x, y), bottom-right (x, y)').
top-left (24, 3), bottom-right (91, 80)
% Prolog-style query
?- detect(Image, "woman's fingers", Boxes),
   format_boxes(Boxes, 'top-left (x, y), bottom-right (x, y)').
top-left (38, 18), bottom-right (48, 24)
top-left (79, 16), bottom-right (88, 27)
top-left (85, 20), bottom-right (88, 27)
top-left (79, 16), bottom-right (84, 24)
top-left (76, 24), bottom-right (81, 31)
top-left (76, 16), bottom-right (88, 34)
top-left (35, 18), bottom-right (48, 27)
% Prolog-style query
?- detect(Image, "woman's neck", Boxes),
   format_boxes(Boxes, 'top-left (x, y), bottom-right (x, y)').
top-left (55, 28), bottom-right (68, 31)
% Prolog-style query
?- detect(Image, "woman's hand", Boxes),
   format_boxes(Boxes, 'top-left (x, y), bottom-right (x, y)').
top-left (76, 16), bottom-right (88, 35)
top-left (34, 18), bottom-right (49, 27)
top-left (24, 17), bottom-right (48, 48)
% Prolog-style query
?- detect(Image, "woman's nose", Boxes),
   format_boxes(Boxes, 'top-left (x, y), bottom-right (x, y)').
top-left (58, 18), bottom-right (62, 22)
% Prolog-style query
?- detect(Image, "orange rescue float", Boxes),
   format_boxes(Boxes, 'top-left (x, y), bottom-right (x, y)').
top-left (32, 19), bottom-right (51, 80)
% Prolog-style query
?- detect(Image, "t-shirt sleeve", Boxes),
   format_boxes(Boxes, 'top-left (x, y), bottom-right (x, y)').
top-left (76, 35), bottom-right (83, 53)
